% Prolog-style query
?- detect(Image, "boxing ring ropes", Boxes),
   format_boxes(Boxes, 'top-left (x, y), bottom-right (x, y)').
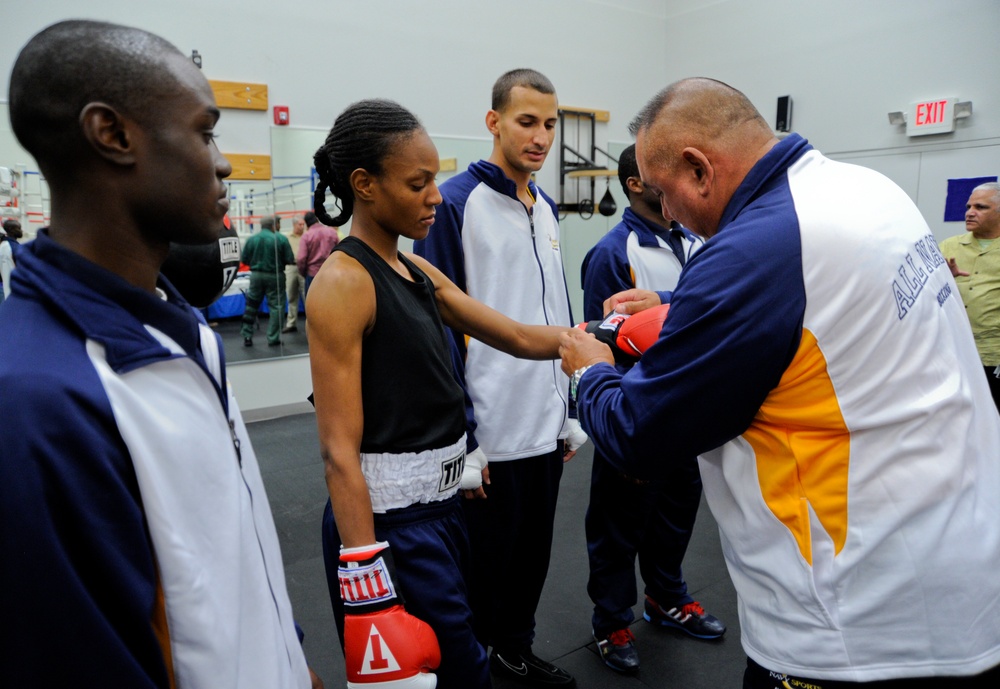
top-left (212, 173), bottom-right (316, 237)
top-left (206, 173), bottom-right (316, 320)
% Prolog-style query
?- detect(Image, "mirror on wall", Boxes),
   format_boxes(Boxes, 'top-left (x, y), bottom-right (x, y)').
top-left (211, 127), bottom-right (328, 364)
top-left (2, 106), bottom-right (497, 366)
top-left (0, 103), bottom-right (45, 241)
top-left (205, 178), bottom-right (300, 362)
top-left (1, 103), bottom-right (296, 363)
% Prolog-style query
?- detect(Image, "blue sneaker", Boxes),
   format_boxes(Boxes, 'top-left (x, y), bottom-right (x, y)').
top-left (594, 627), bottom-right (640, 674)
top-left (643, 598), bottom-right (726, 639)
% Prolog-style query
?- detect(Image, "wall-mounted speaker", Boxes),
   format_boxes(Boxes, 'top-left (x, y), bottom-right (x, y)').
top-left (776, 95), bottom-right (793, 133)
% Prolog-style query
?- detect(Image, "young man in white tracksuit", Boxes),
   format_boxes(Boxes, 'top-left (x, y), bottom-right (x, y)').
top-left (415, 68), bottom-right (583, 688)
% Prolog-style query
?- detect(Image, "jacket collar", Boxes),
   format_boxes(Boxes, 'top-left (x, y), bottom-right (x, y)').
top-left (621, 206), bottom-right (697, 247)
top-left (468, 159), bottom-right (540, 203)
top-left (718, 133), bottom-right (812, 235)
top-left (16, 229), bottom-right (203, 374)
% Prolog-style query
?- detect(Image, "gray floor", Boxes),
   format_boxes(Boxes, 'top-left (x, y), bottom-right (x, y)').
top-left (247, 412), bottom-right (747, 688)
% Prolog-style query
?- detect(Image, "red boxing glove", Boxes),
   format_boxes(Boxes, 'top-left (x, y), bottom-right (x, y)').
top-left (577, 303), bottom-right (670, 364)
top-left (340, 542), bottom-right (441, 688)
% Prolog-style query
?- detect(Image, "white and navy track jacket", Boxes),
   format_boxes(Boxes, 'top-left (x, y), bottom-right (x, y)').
top-left (580, 206), bottom-right (703, 321)
top-left (414, 160), bottom-right (574, 462)
top-left (0, 231), bottom-right (310, 688)
top-left (576, 135), bottom-right (1000, 680)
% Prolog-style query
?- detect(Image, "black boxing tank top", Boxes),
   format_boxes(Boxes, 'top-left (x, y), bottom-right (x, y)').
top-left (334, 237), bottom-right (465, 453)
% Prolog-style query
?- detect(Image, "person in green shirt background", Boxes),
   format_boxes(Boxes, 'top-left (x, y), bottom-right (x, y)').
top-left (240, 214), bottom-right (295, 347)
top-left (940, 181), bottom-right (1000, 411)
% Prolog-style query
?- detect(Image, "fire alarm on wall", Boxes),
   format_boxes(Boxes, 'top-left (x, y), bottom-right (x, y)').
top-left (273, 105), bottom-right (289, 126)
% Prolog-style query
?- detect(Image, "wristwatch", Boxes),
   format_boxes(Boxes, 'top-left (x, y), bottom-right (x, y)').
top-left (570, 364), bottom-right (596, 401)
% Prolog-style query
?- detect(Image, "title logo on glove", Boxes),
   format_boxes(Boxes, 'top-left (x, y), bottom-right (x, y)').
top-left (219, 236), bottom-right (241, 261)
top-left (597, 313), bottom-right (629, 331)
top-left (339, 555), bottom-right (397, 607)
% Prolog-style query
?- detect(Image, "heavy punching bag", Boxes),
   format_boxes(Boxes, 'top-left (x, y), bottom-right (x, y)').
top-left (161, 215), bottom-right (241, 308)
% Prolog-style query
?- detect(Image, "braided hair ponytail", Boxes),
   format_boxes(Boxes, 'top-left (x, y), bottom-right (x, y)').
top-left (313, 99), bottom-right (423, 227)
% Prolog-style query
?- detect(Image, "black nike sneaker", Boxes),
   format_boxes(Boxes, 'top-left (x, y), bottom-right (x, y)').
top-left (490, 647), bottom-right (576, 687)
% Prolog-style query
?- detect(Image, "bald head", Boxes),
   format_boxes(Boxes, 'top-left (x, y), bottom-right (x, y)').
top-left (9, 20), bottom-right (184, 177)
top-left (630, 78), bottom-right (773, 169)
top-left (629, 78), bottom-right (778, 236)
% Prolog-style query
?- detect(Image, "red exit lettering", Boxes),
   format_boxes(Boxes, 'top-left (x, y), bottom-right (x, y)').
top-left (915, 100), bottom-right (947, 126)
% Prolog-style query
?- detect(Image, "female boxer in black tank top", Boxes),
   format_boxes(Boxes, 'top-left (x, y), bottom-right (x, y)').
top-left (307, 99), bottom-right (569, 689)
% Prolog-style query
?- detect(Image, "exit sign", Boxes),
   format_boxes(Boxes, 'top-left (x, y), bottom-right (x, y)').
top-left (907, 98), bottom-right (957, 136)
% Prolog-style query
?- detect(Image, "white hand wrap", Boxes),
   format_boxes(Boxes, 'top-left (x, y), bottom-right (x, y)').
top-left (564, 418), bottom-right (589, 453)
top-left (460, 447), bottom-right (488, 491)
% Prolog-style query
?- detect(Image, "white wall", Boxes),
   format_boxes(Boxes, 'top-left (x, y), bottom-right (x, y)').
top-left (12, 1), bottom-right (994, 157)
top-left (2, 0), bottom-right (668, 156)
top-left (662, 0), bottom-right (1000, 152)
top-left (227, 355), bottom-right (313, 414)
top-left (658, 0), bottom-right (1000, 240)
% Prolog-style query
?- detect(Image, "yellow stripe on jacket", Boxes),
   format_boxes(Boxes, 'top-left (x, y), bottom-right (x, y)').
top-left (743, 328), bottom-right (849, 566)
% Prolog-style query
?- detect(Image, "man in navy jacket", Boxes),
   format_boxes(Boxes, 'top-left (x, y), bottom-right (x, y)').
top-left (0, 20), bottom-right (317, 688)
top-left (581, 144), bottom-right (723, 675)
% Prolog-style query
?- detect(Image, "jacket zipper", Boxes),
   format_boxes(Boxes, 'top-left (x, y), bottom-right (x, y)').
top-left (527, 207), bottom-right (552, 326)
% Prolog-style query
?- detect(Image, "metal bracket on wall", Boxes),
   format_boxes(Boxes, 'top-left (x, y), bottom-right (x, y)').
top-left (557, 108), bottom-right (617, 216)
